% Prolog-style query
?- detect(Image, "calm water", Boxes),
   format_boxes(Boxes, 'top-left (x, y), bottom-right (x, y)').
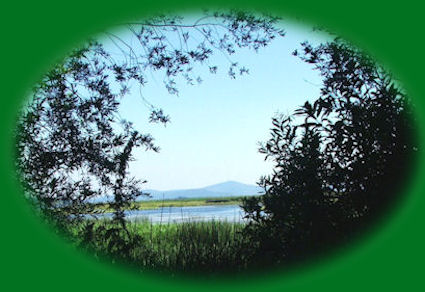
top-left (92, 205), bottom-right (247, 223)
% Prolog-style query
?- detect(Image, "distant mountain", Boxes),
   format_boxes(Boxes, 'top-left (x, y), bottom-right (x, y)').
top-left (139, 181), bottom-right (264, 201)
top-left (89, 181), bottom-right (264, 203)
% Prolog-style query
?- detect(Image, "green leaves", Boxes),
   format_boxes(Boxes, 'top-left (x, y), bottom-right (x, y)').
top-left (242, 39), bottom-right (417, 266)
top-left (15, 11), bottom-right (287, 262)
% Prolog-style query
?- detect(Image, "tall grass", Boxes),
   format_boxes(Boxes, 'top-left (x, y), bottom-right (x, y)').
top-left (88, 196), bottom-right (245, 213)
top-left (67, 218), bottom-right (253, 275)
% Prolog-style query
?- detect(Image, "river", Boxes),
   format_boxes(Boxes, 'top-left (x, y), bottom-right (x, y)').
top-left (90, 204), bottom-right (247, 224)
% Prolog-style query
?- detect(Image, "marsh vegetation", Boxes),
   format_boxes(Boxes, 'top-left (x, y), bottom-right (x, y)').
top-left (69, 219), bottom-right (249, 275)
top-left (88, 196), bottom-right (245, 213)
top-left (15, 11), bottom-right (418, 275)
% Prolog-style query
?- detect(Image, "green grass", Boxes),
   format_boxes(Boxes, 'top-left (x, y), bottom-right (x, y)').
top-left (67, 218), bottom-right (252, 275)
top-left (88, 196), bottom-right (246, 213)
top-left (64, 196), bottom-right (257, 274)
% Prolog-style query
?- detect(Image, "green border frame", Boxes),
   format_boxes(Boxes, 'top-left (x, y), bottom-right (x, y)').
top-left (1, 0), bottom-right (424, 291)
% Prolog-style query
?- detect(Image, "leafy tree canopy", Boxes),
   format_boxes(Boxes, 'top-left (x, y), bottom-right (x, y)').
top-left (15, 11), bottom-right (417, 269)
top-left (242, 39), bottom-right (418, 266)
top-left (15, 11), bottom-right (285, 233)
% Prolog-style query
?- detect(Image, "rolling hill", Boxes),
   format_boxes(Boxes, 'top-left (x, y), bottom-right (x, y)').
top-left (89, 181), bottom-right (264, 203)
top-left (140, 181), bottom-right (264, 200)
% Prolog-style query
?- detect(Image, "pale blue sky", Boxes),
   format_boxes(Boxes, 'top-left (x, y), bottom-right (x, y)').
top-left (107, 18), bottom-right (331, 190)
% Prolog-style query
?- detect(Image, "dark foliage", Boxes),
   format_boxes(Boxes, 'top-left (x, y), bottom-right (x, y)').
top-left (242, 40), bottom-right (418, 267)
top-left (14, 11), bottom-right (284, 258)
top-left (73, 220), bottom-right (251, 276)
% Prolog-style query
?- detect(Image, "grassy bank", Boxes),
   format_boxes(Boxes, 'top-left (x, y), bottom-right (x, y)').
top-left (65, 196), bottom-right (258, 274)
top-left (89, 196), bottom-right (245, 213)
top-left (68, 218), bottom-right (252, 274)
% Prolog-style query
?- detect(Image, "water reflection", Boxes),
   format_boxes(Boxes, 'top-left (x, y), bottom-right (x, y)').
top-left (91, 205), bottom-right (246, 224)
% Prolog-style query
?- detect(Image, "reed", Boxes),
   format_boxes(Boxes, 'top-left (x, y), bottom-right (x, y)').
top-left (67, 218), bottom-right (252, 274)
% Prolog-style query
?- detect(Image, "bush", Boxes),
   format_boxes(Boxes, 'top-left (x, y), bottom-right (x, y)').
top-left (242, 40), bottom-right (418, 265)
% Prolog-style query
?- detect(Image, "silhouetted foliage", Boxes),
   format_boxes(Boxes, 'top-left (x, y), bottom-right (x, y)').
top-left (16, 11), bottom-right (416, 271)
top-left (14, 11), bottom-right (285, 258)
top-left (242, 40), bottom-right (418, 266)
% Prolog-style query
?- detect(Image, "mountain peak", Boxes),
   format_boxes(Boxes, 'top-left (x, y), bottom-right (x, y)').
top-left (203, 181), bottom-right (260, 194)
top-left (91, 180), bottom-right (264, 203)
top-left (141, 181), bottom-right (263, 201)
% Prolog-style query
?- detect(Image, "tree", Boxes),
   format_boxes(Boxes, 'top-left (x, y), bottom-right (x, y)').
top-left (242, 39), bottom-right (418, 266)
top-left (242, 116), bottom-right (336, 266)
top-left (14, 11), bottom-right (285, 253)
top-left (296, 40), bottom-right (417, 225)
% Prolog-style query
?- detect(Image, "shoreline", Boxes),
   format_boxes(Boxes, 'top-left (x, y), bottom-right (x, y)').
top-left (88, 196), bottom-right (247, 213)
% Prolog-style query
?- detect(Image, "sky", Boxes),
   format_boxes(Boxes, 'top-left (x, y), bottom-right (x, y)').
top-left (104, 17), bottom-right (331, 191)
